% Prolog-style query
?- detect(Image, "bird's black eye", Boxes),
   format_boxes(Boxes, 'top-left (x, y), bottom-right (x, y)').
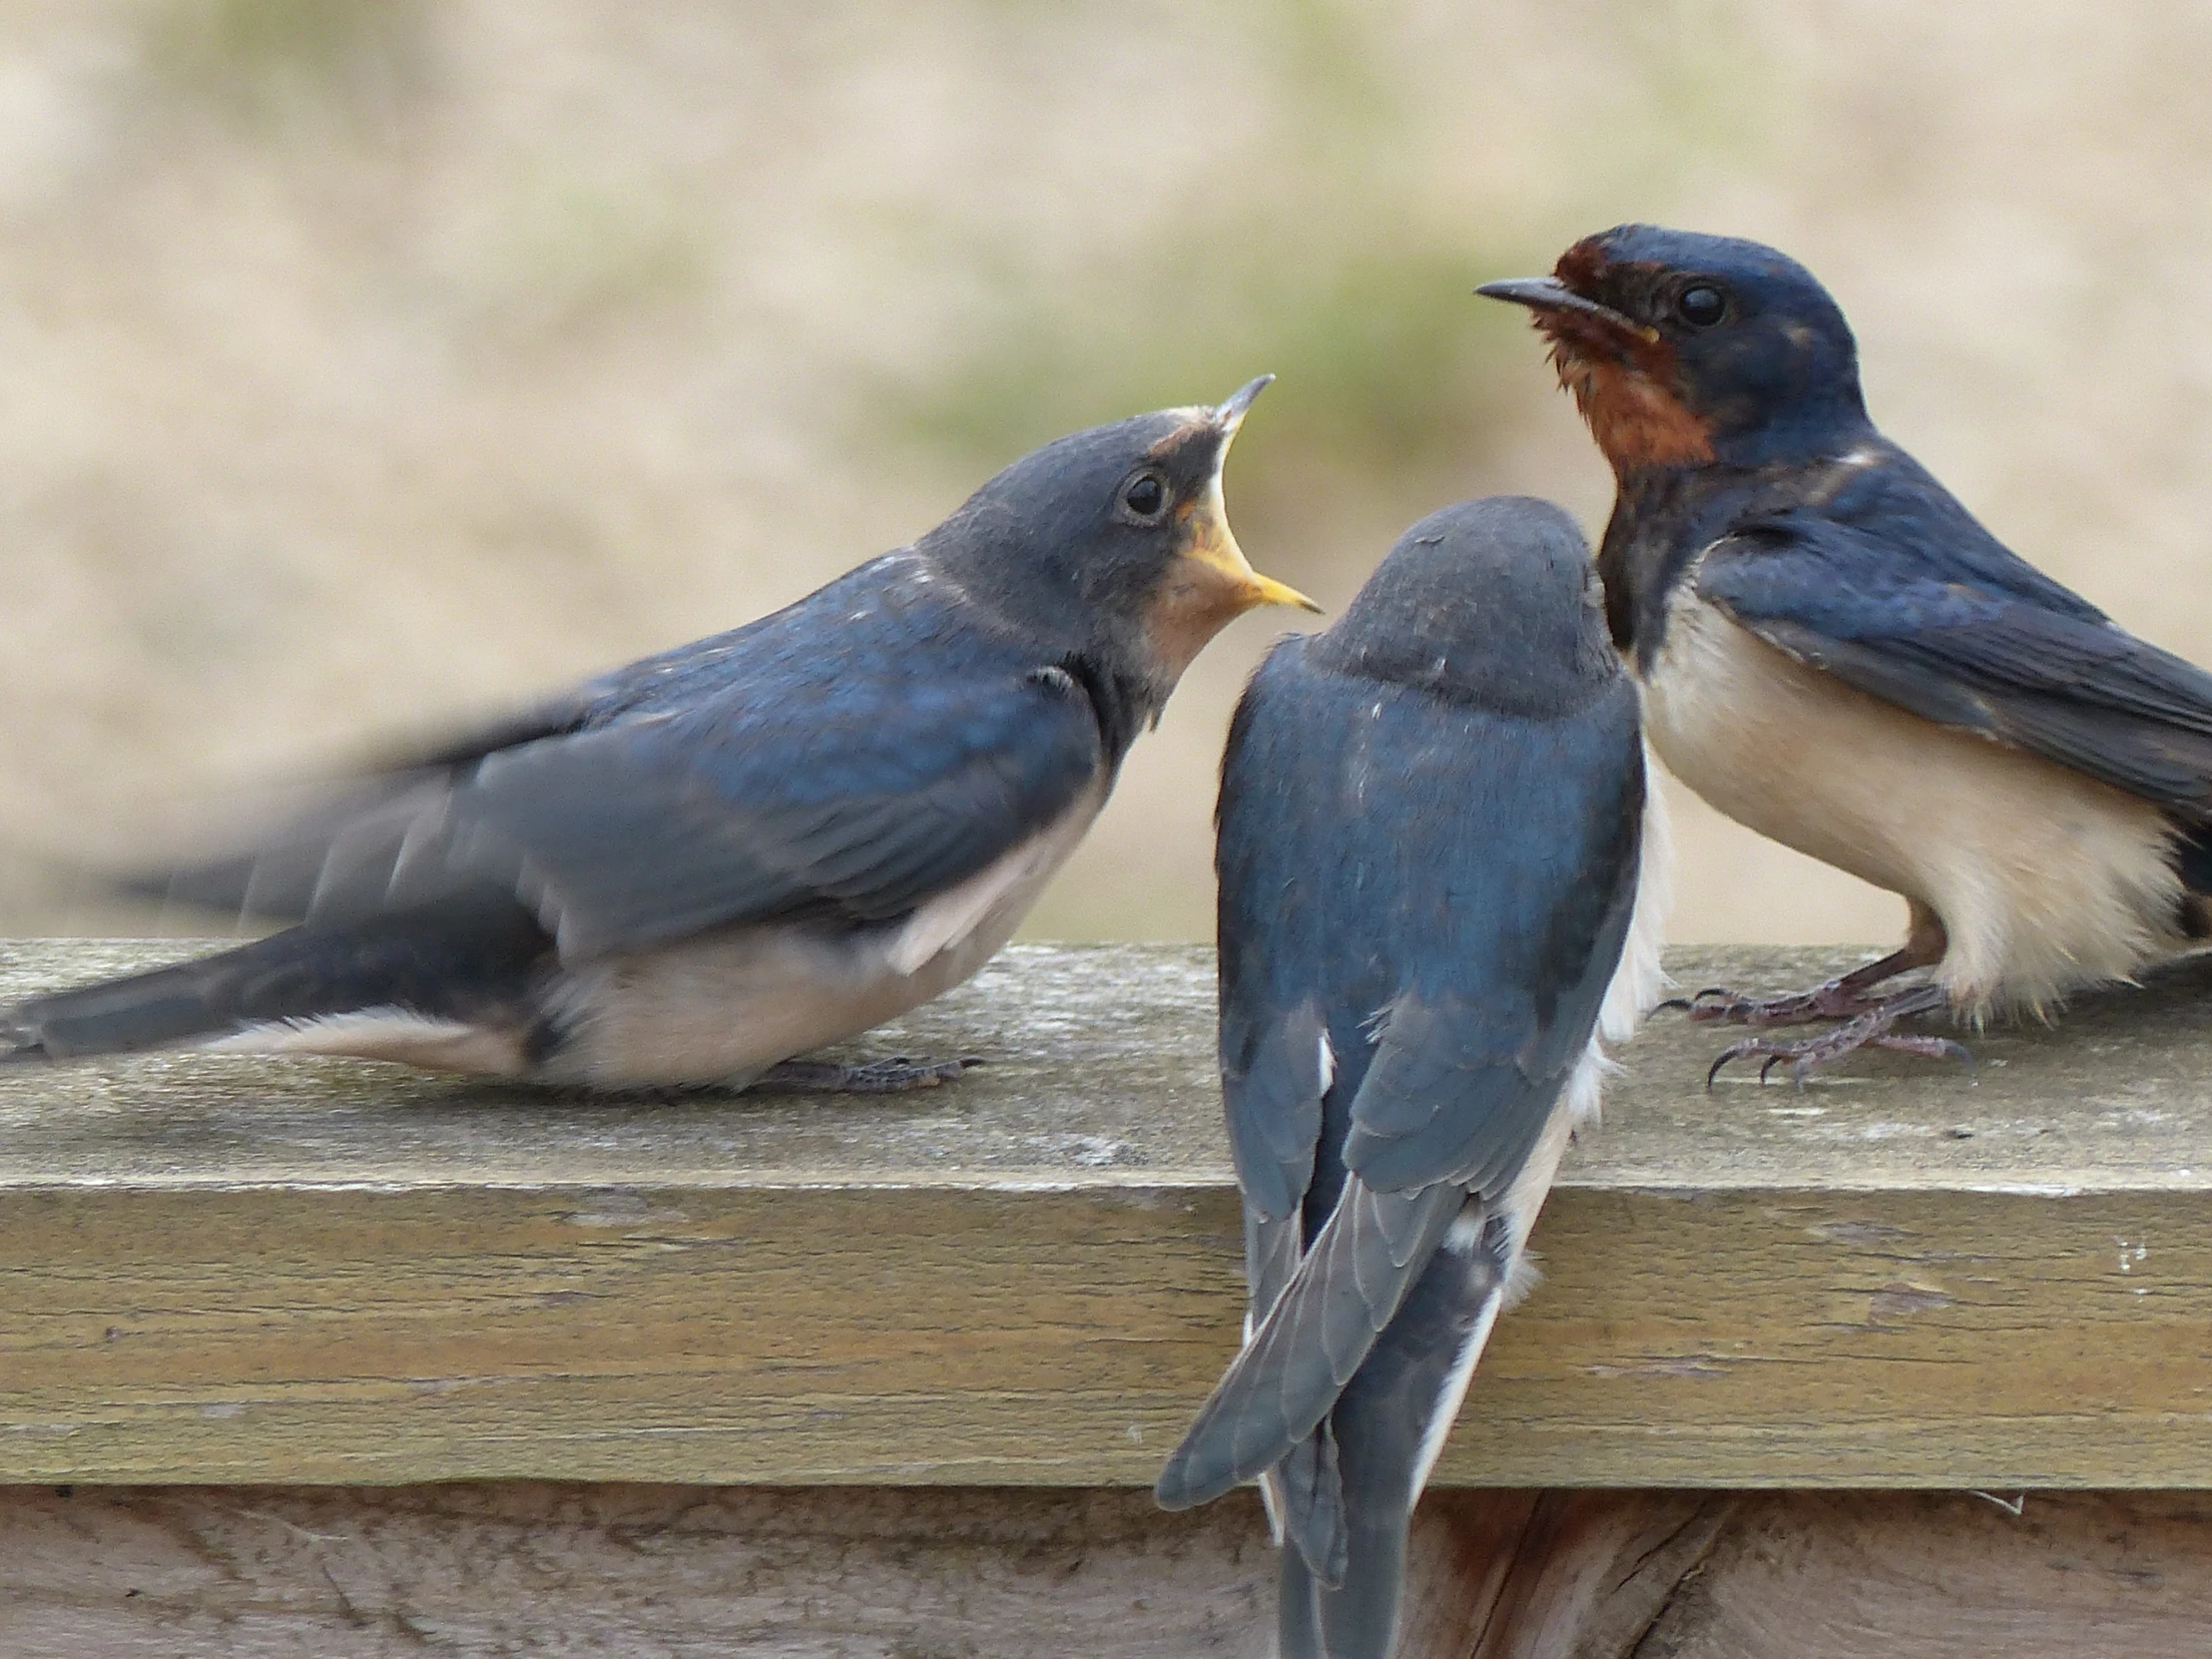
top-left (1118, 471), bottom-right (1170, 523)
top-left (1674, 283), bottom-right (1728, 327)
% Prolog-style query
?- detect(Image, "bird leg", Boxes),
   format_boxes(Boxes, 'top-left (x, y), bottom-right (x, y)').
top-left (1704, 981), bottom-right (1972, 1088)
top-left (747, 1055), bottom-right (981, 1094)
top-left (1665, 902), bottom-right (1947, 1029)
top-left (1667, 944), bottom-right (1922, 1026)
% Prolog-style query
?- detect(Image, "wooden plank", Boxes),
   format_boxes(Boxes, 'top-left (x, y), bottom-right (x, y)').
top-left (0, 1483), bottom-right (1277, 1658)
top-left (4, 1482), bottom-right (2212, 1657)
top-left (1, 939), bottom-right (2211, 1486)
top-left (1428, 1488), bottom-right (2212, 1658)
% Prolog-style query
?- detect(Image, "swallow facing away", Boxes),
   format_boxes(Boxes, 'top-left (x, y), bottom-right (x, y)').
top-left (2, 381), bottom-right (1316, 1090)
top-left (1153, 498), bottom-right (1665, 1659)
top-left (1481, 225), bottom-right (2212, 1081)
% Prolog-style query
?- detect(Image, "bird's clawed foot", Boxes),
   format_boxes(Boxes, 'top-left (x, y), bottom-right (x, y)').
top-left (1704, 983), bottom-right (1971, 1089)
top-left (1661, 977), bottom-right (1885, 1027)
top-left (750, 1055), bottom-right (983, 1094)
top-left (1659, 940), bottom-right (1937, 1030)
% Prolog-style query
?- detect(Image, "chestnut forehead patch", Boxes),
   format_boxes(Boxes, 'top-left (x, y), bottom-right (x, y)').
top-left (1142, 413), bottom-right (1220, 464)
top-left (1555, 237), bottom-right (1610, 292)
top-left (1554, 244), bottom-right (1676, 312)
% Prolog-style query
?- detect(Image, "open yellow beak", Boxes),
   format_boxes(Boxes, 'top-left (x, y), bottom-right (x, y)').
top-left (1197, 532), bottom-right (1320, 613)
top-left (1249, 570), bottom-right (1325, 612)
top-left (1179, 499), bottom-right (1321, 615)
top-left (1185, 373), bottom-right (1322, 615)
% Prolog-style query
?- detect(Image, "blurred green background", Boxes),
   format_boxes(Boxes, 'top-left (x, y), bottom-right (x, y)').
top-left (2, 0), bottom-right (2210, 945)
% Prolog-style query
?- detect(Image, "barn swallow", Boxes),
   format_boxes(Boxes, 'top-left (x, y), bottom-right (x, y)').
top-left (2, 380), bottom-right (1316, 1089)
top-left (1481, 226), bottom-right (2212, 1081)
top-left (1153, 498), bottom-right (1665, 1659)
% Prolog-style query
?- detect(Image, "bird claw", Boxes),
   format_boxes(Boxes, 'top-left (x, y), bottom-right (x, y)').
top-left (1655, 985), bottom-right (1739, 1014)
top-left (750, 1055), bottom-right (983, 1095)
top-left (1670, 938), bottom-right (1948, 1032)
top-left (1703, 986), bottom-right (1969, 1090)
top-left (1675, 977), bottom-right (1879, 1029)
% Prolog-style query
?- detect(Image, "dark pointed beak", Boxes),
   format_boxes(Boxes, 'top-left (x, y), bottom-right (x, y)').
top-left (1213, 373), bottom-right (1274, 432)
top-left (1475, 277), bottom-right (1653, 341)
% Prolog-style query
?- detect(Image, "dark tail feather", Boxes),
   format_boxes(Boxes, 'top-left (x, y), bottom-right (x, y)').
top-left (1309, 1501), bottom-right (1412, 1659)
top-left (1271, 1421), bottom-right (1409, 1659)
top-left (1286, 1232), bottom-right (1513, 1659)
top-left (3, 896), bottom-right (548, 1061)
top-left (1154, 1180), bottom-right (1463, 1511)
top-left (1278, 1545), bottom-right (1328, 1659)
top-left (1273, 1425), bottom-right (1348, 1587)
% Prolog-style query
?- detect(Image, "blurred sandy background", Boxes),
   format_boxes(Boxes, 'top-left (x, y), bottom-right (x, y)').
top-left (2, 0), bottom-right (2210, 944)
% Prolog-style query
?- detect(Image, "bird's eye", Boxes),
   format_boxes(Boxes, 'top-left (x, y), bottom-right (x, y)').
top-left (1118, 471), bottom-right (1170, 522)
top-left (1674, 283), bottom-right (1728, 327)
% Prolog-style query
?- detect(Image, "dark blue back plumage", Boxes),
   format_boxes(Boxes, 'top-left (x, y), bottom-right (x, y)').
top-left (1156, 497), bottom-right (1649, 1659)
top-left (1696, 483), bottom-right (2212, 821)
top-left (151, 558), bottom-right (1110, 957)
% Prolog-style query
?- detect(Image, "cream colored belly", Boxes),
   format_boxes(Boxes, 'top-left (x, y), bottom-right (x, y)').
top-left (228, 783), bottom-right (1108, 1087)
top-left (1645, 592), bottom-right (2184, 1010)
top-left (546, 781), bottom-right (1108, 1086)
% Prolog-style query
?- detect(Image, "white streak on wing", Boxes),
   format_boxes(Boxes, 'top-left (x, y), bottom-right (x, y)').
top-left (1405, 1036), bottom-right (1607, 1500)
top-left (1441, 1206), bottom-right (1486, 1256)
top-left (237, 854), bottom-right (283, 922)
top-left (1599, 749), bottom-right (1673, 1045)
top-left (1256, 1468), bottom-right (1286, 1546)
top-left (306, 807), bottom-right (408, 915)
top-left (1560, 1028), bottom-right (1614, 1133)
top-left (209, 1008), bottom-right (528, 1076)
top-left (275, 785), bottom-right (454, 917)
top-left (1317, 1028), bottom-right (1336, 1093)
top-left (1412, 1034), bottom-right (1607, 1482)
top-left (388, 796), bottom-right (453, 895)
top-left (553, 779), bottom-right (1109, 1089)
top-left (885, 783), bottom-right (1108, 977)
top-left (1408, 1282), bottom-right (1503, 1501)
top-left (1529, 1037), bottom-right (1607, 1216)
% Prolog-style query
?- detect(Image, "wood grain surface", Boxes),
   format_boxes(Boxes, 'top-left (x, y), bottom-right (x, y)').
top-left (1, 939), bottom-right (2210, 1487)
top-left (1418, 1487), bottom-right (2212, 1658)
top-left (4, 1483), bottom-right (2210, 1657)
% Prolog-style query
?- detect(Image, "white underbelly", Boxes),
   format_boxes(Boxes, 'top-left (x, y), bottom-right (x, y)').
top-left (546, 781), bottom-right (1108, 1087)
top-left (1645, 590), bottom-right (2183, 1009)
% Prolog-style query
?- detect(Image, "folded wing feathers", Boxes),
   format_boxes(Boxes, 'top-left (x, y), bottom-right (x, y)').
top-left (1274, 1424), bottom-right (1350, 1588)
top-left (1156, 1178), bottom-right (1461, 1509)
top-left (1222, 999), bottom-right (1328, 1222)
top-left (1244, 1209), bottom-right (1305, 1331)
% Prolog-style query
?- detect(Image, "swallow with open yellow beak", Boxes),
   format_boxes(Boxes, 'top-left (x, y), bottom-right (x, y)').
top-left (3, 379), bottom-right (1315, 1091)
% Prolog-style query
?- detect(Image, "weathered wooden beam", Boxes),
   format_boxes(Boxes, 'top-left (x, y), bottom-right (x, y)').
top-left (3, 1482), bottom-right (2209, 1657)
top-left (0, 938), bottom-right (2208, 1488)
top-left (1414, 1487), bottom-right (2212, 1658)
